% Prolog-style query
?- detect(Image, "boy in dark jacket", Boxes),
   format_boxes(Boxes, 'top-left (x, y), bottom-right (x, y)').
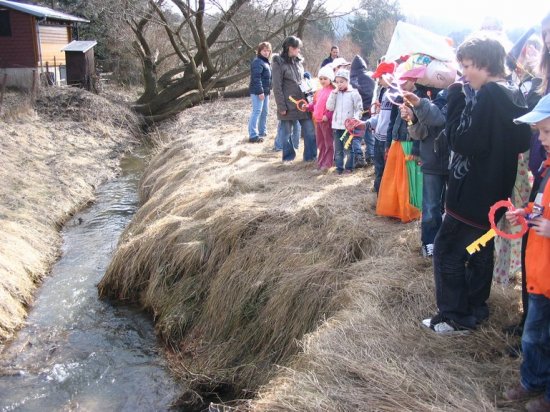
top-left (422, 35), bottom-right (531, 333)
top-left (402, 89), bottom-right (449, 258)
top-left (350, 55), bottom-right (375, 167)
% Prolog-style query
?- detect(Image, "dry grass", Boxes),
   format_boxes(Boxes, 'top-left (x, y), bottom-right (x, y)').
top-left (0, 86), bottom-right (139, 343)
top-left (99, 97), bottom-right (525, 411)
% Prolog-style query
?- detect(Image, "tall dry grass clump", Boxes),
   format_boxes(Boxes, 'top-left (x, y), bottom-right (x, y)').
top-left (0, 87), bottom-right (139, 342)
top-left (99, 98), bottom-right (524, 411)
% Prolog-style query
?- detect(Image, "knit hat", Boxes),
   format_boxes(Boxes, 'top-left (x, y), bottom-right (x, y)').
top-left (331, 57), bottom-right (351, 68)
top-left (372, 62), bottom-right (396, 79)
top-left (318, 65), bottom-right (335, 81)
top-left (514, 94), bottom-right (550, 125)
top-left (334, 69), bottom-right (350, 81)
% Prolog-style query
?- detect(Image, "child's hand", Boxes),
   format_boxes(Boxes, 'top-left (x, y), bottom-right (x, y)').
top-left (530, 217), bottom-right (550, 238)
top-left (402, 91), bottom-right (420, 107)
top-left (322, 115), bottom-right (328, 122)
top-left (506, 209), bottom-right (526, 226)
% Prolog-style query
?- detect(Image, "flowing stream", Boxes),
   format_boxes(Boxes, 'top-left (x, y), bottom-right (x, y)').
top-left (0, 151), bottom-right (181, 411)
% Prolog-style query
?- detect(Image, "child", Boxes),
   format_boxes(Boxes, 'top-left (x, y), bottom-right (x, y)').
top-left (350, 55), bottom-right (375, 167)
top-left (401, 88), bottom-right (449, 257)
top-left (422, 35), bottom-right (531, 333)
top-left (503, 93), bottom-right (550, 411)
top-left (367, 62), bottom-right (395, 191)
top-left (308, 65), bottom-right (335, 170)
top-left (326, 69), bottom-right (363, 174)
top-left (375, 72), bottom-right (422, 223)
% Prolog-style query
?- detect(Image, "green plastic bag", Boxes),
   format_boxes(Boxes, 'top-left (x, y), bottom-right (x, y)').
top-left (401, 141), bottom-right (423, 210)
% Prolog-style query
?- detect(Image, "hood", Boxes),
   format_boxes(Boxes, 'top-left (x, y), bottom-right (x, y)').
top-left (350, 55), bottom-right (368, 73)
top-left (349, 55), bottom-right (375, 108)
top-left (484, 81), bottom-right (527, 117)
top-left (485, 80), bottom-right (530, 152)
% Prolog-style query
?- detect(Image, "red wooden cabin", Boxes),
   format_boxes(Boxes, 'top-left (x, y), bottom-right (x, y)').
top-left (0, 0), bottom-right (88, 89)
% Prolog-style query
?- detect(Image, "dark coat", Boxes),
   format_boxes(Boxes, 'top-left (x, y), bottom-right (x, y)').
top-left (271, 54), bottom-right (310, 121)
top-left (408, 90), bottom-right (449, 175)
top-left (350, 55), bottom-right (375, 120)
top-left (249, 55), bottom-right (271, 95)
top-left (445, 80), bottom-right (531, 228)
top-left (320, 56), bottom-right (334, 68)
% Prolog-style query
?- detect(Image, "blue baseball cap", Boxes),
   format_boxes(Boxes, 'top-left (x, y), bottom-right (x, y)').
top-left (514, 94), bottom-right (550, 125)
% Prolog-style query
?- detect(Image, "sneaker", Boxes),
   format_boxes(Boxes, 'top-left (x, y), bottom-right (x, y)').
top-left (421, 314), bottom-right (470, 334)
top-left (503, 383), bottom-right (542, 402)
top-left (526, 396), bottom-right (550, 412)
top-left (422, 243), bottom-right (434, 257)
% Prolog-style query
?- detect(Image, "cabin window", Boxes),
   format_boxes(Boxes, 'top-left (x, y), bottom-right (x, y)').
top-left (0, 10), bottom-right (11, 36)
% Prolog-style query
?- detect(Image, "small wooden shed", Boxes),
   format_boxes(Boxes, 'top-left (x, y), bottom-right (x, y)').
top-left (61, 40), bottom-right (96, 90)
top-left (0, 0), bottom-right (88, 89)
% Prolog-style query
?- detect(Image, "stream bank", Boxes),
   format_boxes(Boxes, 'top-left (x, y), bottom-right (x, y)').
top-left (0, 87), bottom-right (140, 343)
top-left (0, 151), bottom-right (181, 411)
top-left (99, 97), bottom-right (523, 411)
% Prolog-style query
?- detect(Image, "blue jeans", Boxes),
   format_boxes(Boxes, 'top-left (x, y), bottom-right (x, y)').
top-left (433, 214), bottom-right (494, 329)
top-left (364, 128), bottom-right (375, 160)
top-left (521, 294), bottom-right (550, 401)
top-left (373, 138), bottom-right (386, 192)
top-left (274, 120), bottom-right (300, 151)
top-left (281, 119), bottom-right (316, 161)
top-left (248, 94), bottom-right (269, 139)
top-left (333, 129), bottom-right (353, 171)
top-left (421, 173), bottom-right (447, 245)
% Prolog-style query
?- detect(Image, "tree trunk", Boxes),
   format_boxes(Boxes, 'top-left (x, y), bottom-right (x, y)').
top-left (132, 0), bottom-right (318, 123)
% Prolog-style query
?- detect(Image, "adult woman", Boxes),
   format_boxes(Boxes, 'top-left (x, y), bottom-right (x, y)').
top-left (248, 42), bottom-right (272, 143)
top-left (271, 36), bottom-right (316, 162)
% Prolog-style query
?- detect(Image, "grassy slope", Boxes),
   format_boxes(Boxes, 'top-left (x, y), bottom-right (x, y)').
top-left (99, 97), bottom-right (524, 411)
top-left (0, 87), bottom-right (139, 342)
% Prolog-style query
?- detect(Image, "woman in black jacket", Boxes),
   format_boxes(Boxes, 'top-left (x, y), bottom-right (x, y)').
top-left (248, 42), bottom-right (272, 143)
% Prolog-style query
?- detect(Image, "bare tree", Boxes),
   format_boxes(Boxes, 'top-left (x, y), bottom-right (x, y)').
top-left (127, 0), bottom-right (332, 123)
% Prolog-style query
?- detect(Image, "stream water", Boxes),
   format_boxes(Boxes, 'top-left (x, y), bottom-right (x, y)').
top-left (0, 151), bottom-right (181, 411)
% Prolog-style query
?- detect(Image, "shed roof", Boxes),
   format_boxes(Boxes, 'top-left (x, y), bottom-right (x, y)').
top-left (0, 0), bottom-right (89, 23)
top-left (61, 40), bottom-right (97, 53)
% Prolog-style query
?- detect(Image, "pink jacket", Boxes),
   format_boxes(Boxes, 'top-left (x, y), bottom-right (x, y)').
top-left (308, 86), bottom-right (334, 123)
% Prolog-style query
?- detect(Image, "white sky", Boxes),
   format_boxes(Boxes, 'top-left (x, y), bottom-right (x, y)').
top-left (327, 0), bottom-right (549, 32)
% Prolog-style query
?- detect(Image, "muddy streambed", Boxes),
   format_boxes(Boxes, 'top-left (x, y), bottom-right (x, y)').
top-left (0, 151), bottom-right (181, 411)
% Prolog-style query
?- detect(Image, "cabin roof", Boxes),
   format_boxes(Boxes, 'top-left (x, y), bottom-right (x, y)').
top-left (0, 0), bottom-right (89, 23)
top-left (61, 40), bottom-right (97, 53)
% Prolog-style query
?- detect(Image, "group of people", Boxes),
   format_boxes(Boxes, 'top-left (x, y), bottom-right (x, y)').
top-left (248, 38), bottom-right (373, 170)
top-left (247, 13), bottom-right (550, 410)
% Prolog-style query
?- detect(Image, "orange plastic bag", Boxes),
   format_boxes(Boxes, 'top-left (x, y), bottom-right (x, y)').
top-left (376, 141), bottom-right (421, 222)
